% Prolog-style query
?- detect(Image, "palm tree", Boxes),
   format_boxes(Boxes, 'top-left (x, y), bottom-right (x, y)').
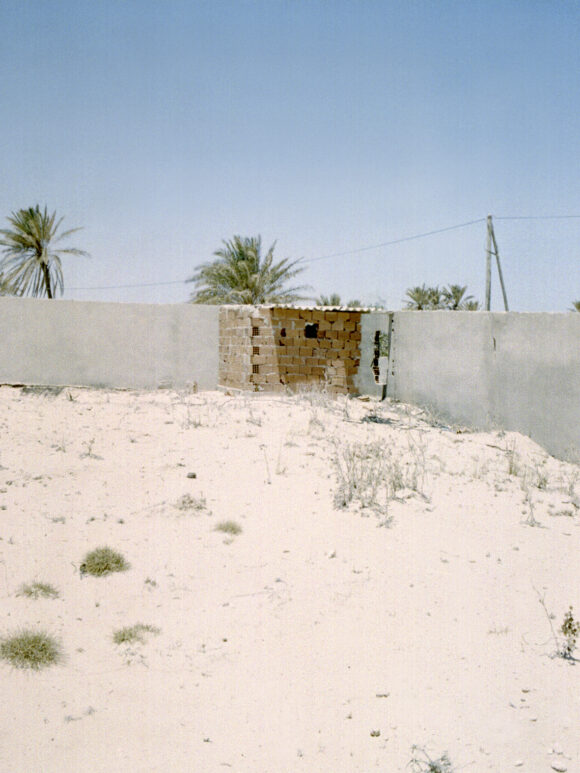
top-left (188, 235), bottom-right (309, 304)
top-left (463, 299), bottom-right (481, 311)
top-left (0, 205), bottom-right (87, 298)
top-left (570, 300), bottom-right (580, 312)
top-left (315, 293), bottom-right (362, 307)
top-left (404, 284), bottom-right (440, 310)
top-left (442, 284), bottom-right (475, 310)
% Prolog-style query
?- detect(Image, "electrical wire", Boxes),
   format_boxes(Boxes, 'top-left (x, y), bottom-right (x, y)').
top-left (66, 214), bottom-right (579, 292)
top-left (300, 218), bottom-right (486, 264)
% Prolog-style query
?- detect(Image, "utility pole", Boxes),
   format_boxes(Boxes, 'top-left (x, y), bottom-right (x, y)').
top-left (485, 215), bottom-right (509, 311)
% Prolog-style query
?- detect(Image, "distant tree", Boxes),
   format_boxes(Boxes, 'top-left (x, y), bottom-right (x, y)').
top-left (571, 300), bottom-right (580, 312)
top-left (0, 205), bottom-right (87, 298)
top-left (442, 284), bottom-right (475, 310)
top-left (404, 284), bottom-right (441, 310)
top-left (405, 283), bottom-right (479, 310)
top-left (315, 293), bottom-right (362, 307)
top-left (188, 235), bottom-right (309, 304)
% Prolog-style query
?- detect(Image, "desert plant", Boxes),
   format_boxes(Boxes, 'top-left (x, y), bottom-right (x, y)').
top-left (0, 204), bottom-right (87, 298)
top-left (408, 745), bottom-right (455, 772)
top-left (113, 623), bottom-right (160, 645)
top-left (505, 439), bottom-right (520, 476)
top-left (188, 235), bottom-right (309, 304)
top-left (0, 629), bottom-right (62, 669)
top-left (174, 493), bottom-right (207, 512)
top-left (80, 546), bottom-right (130, 577)
top-left (537, 590), bottom-right (578, 660)
top-left (560, 607), bottom-right (579, 659)
top-left (570, 300), bottom-right (580, 312)
top-left (17, 581), bottom-right (59, 599)
top-left (215, 520), bottom-right (243, 535)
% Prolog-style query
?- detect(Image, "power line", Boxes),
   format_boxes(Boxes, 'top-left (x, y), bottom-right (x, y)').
top-left (300, 218), bottom-right (486, 264)
top-left (69, 279), bottom-right (185, 291)
top-left (66, 214), bottom-right (579, 292)
top-left (494, 215), bottom-right (580, 221)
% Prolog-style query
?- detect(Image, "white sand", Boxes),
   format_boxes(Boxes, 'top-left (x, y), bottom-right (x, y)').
top-left (0, 385), bottom-right (578, 772)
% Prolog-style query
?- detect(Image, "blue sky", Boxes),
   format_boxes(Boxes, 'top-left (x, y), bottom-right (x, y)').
top-left (1, 0), bottom-right (579, 310)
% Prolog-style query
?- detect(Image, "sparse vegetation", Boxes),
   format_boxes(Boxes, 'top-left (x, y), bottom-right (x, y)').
top-left (333, 437), bottom-right (427, 519)
top-left (215, 520), bottom-right (243, 535)
top-left (408, 745), bottom-right (455, 772)
top-left (174, 493), bottom-right (207, 512)
top-left (560, 606), bottom-right (579, 659)
top-left (505, 439), bottom-right (520, 476)
top-left (113, 623), bottom-right (160, 645)
top-left (0, 629), bottom-right (62, 669)
top-left (80, 546), bottom-right (130, 577)
top-left (17, 581), bottom-right (59, 599)
top-left (537, 590), bottom-right (579, 660)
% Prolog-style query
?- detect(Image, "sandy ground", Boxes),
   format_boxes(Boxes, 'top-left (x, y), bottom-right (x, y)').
top-left (0, 385), bottom-right (579, 773)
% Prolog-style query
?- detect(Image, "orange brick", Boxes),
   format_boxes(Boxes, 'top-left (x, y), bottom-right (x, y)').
top-left (299, 309), bottom-right (313, 320)
top-left (332, 319), bottom-right (345, 331)
top-left (325, 312), bottom-right (338, 321)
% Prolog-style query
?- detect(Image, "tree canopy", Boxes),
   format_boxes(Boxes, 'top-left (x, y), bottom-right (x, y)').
top-left (188, 235), bottom-right (309, 304)
top-left (0, 205), bottom-right (87, 298)
top-left (404, 284), bottom-right (480, 310)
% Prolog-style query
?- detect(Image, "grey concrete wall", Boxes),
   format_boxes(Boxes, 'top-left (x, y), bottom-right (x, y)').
top-left (0, 298), bottom-right (219, 390)
top-left (386, 311), bottom-right (580, 460)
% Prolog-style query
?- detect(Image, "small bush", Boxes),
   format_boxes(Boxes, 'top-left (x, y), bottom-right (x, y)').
top-left (174, 493), bottom-right (207, 512)
top-left (215, 520), bottom-right (242, 535)
top-left (80, 546), bottom-right (130, 577)
top-left (561, 606), bottom-right (579, 659)
top-left (113, 623), bottom-right (160, 645)
top-left (17, 582), bottom-right (59, 599)
top-left (408, 745), bottom-right (455, 772)
top-left (0, 629), bottom-right (62, 670)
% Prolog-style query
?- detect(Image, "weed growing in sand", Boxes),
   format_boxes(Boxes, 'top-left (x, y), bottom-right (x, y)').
top-left (215, 520), bottom-right (242, 535)
top-left (560, 607), bottom-right (579, 659)
top-left (80, 547), bottom-right (130, 577)
top-left (80, 438), bottom-right (102, 459)
top-left (536, 590), bottom-right (579, 660)
top-left (333, 439), bottom-right (425, 519)
top-left (0, 629), bottom-right (62, 670)
top-left (113, 623), bottom-right (160, 645)
top-left (408, 745), bottom-right (455, 772)
top-left (521, 483), bottom-right (540, 527)
top-left (174, 493), bottom-right (207, 513)
top-left (333, 441), bottom-right (386, 511)
top-left (17, 581), bottom-right (59, 599)
top-left (505, 439), bottom-right (520, 476)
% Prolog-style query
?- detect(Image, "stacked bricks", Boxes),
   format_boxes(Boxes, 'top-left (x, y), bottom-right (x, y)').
top-left (219, 305), bottom-right (363, 395)
top-left (218, 306), bottom-right (255, 390)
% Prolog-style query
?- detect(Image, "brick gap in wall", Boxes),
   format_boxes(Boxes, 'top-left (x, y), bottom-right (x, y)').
top-left (219, 306), bottom-right (365, 395)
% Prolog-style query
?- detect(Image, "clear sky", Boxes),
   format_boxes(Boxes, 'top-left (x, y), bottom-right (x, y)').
top-left (1, 0), bottom-right (579, 310)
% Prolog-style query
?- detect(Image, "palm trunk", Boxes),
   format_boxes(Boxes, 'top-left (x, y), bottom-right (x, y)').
top-left (41, 262), bottom-right (53, 298)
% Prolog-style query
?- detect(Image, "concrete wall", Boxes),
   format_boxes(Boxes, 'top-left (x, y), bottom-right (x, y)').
top-left (386, 311), bottom-right (580, 460)
top-left (0, 297), bottom-right (219, 390)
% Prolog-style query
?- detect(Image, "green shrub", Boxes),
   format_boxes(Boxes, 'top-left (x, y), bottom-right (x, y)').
top-left (0, 629), bottom-right (62, 670)
top-left (113, 623), bottom-right (160, 645)
top-left (17, 582), bottom-right (59, 599)
top-left (215, 520), bottom-right (243, 535)
top-left (80, 546), bottom-right (130, 577)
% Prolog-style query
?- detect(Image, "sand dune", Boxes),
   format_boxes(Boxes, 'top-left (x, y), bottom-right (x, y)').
top-left (0, 385), bottom-right (578, 772)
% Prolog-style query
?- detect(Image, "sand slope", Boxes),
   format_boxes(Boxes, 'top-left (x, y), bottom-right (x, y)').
top-left (0, 386), bottom-right (578, 772)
